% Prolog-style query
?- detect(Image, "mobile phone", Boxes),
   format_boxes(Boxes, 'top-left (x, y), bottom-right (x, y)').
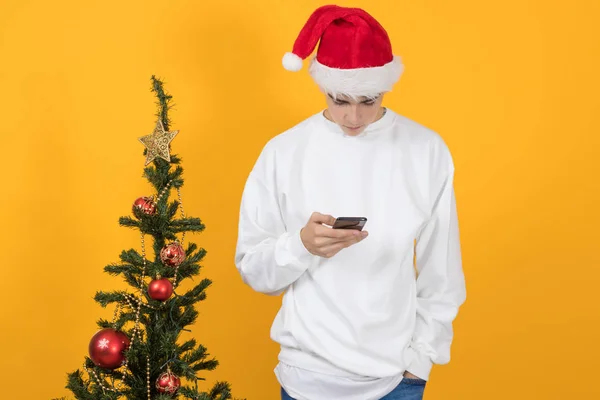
top-left (332, 217), bottom-right (367, 231)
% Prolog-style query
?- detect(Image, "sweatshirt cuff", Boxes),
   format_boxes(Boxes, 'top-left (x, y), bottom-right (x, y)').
top-left (285, 228), bottom-right (317, 267)
top-left (407, 347), bottom-right (434, 381)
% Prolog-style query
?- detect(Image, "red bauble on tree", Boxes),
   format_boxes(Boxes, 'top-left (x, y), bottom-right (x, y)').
top-left (156, 370), bottom-right (180, 394)
top-left (132, 196), bottom-right (156, 216)
top-left (160, 242), bottom-right (186, 267)
top-left (88, 328), bottom-right (130, 369)
top-left (148, 277), bottom-right (173, 301)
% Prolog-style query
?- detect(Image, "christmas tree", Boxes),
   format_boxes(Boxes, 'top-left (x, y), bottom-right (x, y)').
top-left (59, 76), bottom-right (239, 400)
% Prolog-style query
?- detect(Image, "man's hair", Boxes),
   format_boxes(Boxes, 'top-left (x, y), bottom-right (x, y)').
top-left (324, 89), bottom-right (382, 103)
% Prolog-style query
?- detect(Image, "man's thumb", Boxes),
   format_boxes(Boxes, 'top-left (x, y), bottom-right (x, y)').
top-left (311, 212), bottom-right (336, 226)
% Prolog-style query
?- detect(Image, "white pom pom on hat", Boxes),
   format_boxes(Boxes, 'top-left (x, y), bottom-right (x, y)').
top-left (282, 52), bottom-right (303, 72)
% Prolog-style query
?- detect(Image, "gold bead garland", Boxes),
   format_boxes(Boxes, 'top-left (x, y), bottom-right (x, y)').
top-left (111, 302), bottom-right (123, 326)
top-left (176, 186), bottom-right (186, 246)
top-left (128, 232), bottom-right (148, 349)
top-left (147, 355), bottom-right (151, 399)
top-left (155, 178), bottom-right (174, 205)
top-left (123, 292), bottom-right (157, 311)
top-left (172, 187), bottom-right (186, 288)
top-left (83, 363), bottom-right (108, 394)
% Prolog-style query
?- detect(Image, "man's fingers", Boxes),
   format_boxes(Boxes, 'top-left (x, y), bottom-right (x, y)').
top-left (315, 235), bottom-right (353, 247)
top-left (320, 237), bottom-right (362, 257)
top-left (316, 225), bottom-right (367, 239)
top-left (315, 230), bottom-right (368, 248)
top-left (315, 224), bottom-right (355, 238)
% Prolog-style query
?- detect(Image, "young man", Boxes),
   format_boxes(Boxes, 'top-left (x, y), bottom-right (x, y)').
top-left (234, 5), bottom-right (466, 400)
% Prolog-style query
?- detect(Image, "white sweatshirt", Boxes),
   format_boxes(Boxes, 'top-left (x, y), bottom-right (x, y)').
top-left (234, 109), bottom-right (466, 400)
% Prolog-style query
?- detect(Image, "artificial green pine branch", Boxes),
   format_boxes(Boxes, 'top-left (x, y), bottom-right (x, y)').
top-left (103, 264), bottom-right (139, 278)
top-left (123, 271), bottom-right (141, 288)
top-left (171, 217), bottom-right (205, 232)
top-left (167, 201), bottom-right (181, 220)
top-left (94, 291), bottom-right (125, 307)
top-left (174, 268), bottom-right (201, 283)
top-left (179, 280), bottom-right (212, 306)
top-left (184, 243), bottom-right (199, 256)
top-left (118, 216), bottom-right (140, 229)
top-left (96, 319), bottom-right (113, 329)
top-left (113, 312), bottom-right (138, 330)
top-left (178, 339), bottom-right (197, 353)
top-left (64, 370), bottom-right (94, 400)
top-left (151, 75), bottom-right (174, 131)
top-left (119, 249), bottom-right (146, 265)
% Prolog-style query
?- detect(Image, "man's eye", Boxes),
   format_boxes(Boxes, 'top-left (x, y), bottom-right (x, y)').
top-left (364, 102), bottom-right (375, 106)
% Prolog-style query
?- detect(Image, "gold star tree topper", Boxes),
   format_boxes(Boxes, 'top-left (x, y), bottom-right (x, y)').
top-left (138, 119), bottom-right (179, 166)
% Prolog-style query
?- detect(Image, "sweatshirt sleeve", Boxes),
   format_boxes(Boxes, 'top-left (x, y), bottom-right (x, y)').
top-left (407, 142), bottom-right (467, 381)
top-left (234, 143), bottom-right (317, 296)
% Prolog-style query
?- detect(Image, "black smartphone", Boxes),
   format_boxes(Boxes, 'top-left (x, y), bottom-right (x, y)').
top-left (332, 217), bottom-right (367, 231)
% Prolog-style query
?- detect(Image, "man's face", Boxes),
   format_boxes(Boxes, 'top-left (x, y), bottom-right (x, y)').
top-left (325, 93), bottom-right (385, 136)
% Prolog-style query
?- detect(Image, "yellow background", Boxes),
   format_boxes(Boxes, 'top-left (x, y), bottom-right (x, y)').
top-left (1, 0), bottom-right (598, 398)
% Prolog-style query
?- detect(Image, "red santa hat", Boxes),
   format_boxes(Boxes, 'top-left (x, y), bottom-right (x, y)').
top-left (282, 5), bottom-right (404, 98)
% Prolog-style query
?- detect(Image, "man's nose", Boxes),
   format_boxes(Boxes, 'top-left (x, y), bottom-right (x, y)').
top-left (346, 105), bottom-right (361, 125)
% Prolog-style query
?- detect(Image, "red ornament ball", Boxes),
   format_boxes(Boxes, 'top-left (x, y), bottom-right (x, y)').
top-left (88, 328), bottom-right (130, 369)
top-left (160, 242), bottom-right (186, 267)
top-left (148, 277), bottom-right (173, 301)
top-left (156, 371), bottom-right (180, 394)
top-left (133, 196), bottom-right (156, 216)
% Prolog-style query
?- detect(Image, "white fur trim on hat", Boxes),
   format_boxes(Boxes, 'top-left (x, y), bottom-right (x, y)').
top-left (308, 56), bottom-right (404, 98)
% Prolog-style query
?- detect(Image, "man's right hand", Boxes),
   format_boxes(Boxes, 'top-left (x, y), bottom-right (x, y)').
top-left (300, 212), bottom-right (368, 258)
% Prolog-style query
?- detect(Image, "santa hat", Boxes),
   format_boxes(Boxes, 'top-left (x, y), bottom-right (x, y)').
top-left (282, 5), bottom-right (404, 98)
